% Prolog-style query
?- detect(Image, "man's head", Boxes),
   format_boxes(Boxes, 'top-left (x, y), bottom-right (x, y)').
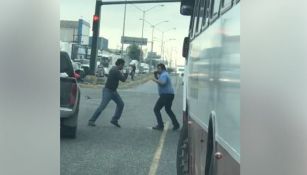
top-left (156, 63), bottom-right (166, 73)
top-left (115, 59), bottom-right (125, 70)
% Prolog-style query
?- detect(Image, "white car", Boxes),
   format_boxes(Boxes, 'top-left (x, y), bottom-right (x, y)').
top-left (176, 66), bottom-right (185, 75)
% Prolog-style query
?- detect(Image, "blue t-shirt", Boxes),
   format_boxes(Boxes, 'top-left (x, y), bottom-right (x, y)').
top-left (157, 71), bottom-right (174, 95)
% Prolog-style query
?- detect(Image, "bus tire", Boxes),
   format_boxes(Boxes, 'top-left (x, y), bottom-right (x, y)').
top-left (176, 126), bottom-right (189, 175)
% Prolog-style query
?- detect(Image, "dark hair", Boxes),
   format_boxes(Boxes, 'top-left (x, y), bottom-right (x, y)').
top-left (115, 59), bottom-right (125, 66)
top-left (157, 63), bottom-right (166, 70)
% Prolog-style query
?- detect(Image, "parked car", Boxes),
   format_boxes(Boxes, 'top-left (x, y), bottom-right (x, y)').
top-left (72, 61), bottom-right (85, 80)
top-left (60, 51), bottom-right (81, 138)
top-left (139, 63), bottom-right (149, 74)
top-left (74, 58), bottom-right (90, 75)
top-left (96, 62), bottom-right (105, 77)
top-left (176, 65), bottom-right (185, 75)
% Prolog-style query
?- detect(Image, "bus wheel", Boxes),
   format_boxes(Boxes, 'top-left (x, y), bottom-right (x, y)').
top-left (176, 128), bottom-right (189, 175)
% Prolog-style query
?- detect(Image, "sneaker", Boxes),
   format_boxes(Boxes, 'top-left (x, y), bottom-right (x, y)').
top-left (110, 121), bottom-right (121, 128)
top-left (173, 124), bottom-right (180, 131)
top-left (88, 121), bottom-right (96, 127)
top-left (152, 125), bottom-right (164, 131)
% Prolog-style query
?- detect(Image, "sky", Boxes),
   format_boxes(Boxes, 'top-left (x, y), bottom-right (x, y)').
top-left (60, 0), bottom-right (190, 66)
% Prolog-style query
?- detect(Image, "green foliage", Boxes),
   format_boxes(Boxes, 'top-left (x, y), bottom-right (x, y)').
top-left (167, 67), bottom-right (175, 73)
top-left (127, 44), bottom-right (142, 61)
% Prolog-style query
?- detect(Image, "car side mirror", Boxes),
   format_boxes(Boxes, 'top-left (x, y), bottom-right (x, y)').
top-left (180, 0), bottom-right (195, 16)
top-left (182, 37), bottom-right (190, 59)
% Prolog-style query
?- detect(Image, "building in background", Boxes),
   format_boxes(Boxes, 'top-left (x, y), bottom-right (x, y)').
top-left (89, 37), bottom-right (109, 51)
top-left (60, 20), bottom-right (78, 43)
top-left (60, 19), bottom-right (90, 59)
top-left (60, 19), bottom-right (90, 44)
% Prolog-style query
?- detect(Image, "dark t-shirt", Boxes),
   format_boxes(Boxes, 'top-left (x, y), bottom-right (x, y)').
top-left (105, 66), bottom-right (128, 91)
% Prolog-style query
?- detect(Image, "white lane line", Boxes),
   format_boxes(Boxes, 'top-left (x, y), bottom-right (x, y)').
top-left (148, 121), bottom-right (170, 175)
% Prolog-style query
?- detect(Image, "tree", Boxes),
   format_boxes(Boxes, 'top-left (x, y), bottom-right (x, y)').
top-left (127, 44), bottom-right (142, 61)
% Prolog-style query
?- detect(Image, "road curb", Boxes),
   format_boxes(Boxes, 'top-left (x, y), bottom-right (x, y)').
top-left (79, 74), bottom-right (153, 89)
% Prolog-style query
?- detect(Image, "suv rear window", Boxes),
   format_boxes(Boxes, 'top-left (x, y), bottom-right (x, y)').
top-left (60, 52), bottom-right (74, 77)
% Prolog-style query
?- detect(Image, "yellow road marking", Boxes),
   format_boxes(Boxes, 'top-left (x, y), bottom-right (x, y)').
top-left (148, 122), bottom-right (170, 175)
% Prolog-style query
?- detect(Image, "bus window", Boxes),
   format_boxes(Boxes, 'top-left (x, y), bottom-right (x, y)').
top-left (189, 15), bottom-right (195, 38)
top-left (221, 0), bottom-right (233, 13)
top-left (212, 0), bottom-right (222, 18)
top-left (223, 0), bottom-right (233, 8)
top-left (198, 0), bottom-right (205, 32)
top-left (201, 0), bottom-right (210, 29)
top-left (192, 0), bottom-right (201, 36)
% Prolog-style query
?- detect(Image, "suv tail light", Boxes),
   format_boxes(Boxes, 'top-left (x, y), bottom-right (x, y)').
top-left (74, 72), bottom-right (80, 79)
top-left (69, 84), bottom-right (77, 106)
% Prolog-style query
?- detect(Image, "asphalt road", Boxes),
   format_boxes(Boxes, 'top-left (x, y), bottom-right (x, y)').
top-left (61, 76), bottom-right (183, 175)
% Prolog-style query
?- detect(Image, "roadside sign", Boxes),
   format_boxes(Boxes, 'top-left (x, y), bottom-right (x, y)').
top-left (121, 36), bottom-right (147, 45)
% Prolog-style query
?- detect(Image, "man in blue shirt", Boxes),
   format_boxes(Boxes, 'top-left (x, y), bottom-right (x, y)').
top-left (152, 63), bottom-right (180, 131)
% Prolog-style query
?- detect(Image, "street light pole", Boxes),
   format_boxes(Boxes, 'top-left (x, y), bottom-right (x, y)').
top-left (151, 26), bottom-right (155, 52)
top-left (131, 4), bottom-right (164, 61)
top-left (161, 32), bottom-right (164, 59)
top-left (163, 38), bottom-right (175, 66)
top-left (159, 27), bottom-right (176, 62)
top-left (139, 19), bottom-right (167, 71)
top-left (121, 0), bottom-right (127, 59)
top-left (149, 20), bottom-right (168, 53)
top-left (141, 11), bottom-right (145, 39)
top-left (132, 4), bottom-right (164, 40)
top-left (140, 11), bottom-right (145, 60)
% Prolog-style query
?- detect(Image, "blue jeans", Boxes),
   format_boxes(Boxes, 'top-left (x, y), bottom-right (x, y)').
top-left (89, 88), bottom-right (124, 122)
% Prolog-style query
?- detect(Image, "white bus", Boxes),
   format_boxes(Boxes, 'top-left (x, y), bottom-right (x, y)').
top-left (177, 0), bottom-right (240, 175)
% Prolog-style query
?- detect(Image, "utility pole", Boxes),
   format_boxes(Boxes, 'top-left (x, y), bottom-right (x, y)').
top-left (141, 11), bottom-right (145, 39)
top-left (151, 26), bottom-right (155, 53)
top-left (89, 0), bottom-right (102, 75)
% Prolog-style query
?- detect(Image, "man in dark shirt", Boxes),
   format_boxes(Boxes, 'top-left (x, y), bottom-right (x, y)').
top-left (88, 59), bottom-right (128, 127)
top-left (130, 64), bottom-right (136, 80)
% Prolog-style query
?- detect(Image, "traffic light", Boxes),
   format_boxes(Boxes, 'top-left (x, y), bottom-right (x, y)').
top-left (92, 15), bottom-right (100, 31)
top-left (93, 15), bottom-right (99, 21)
top-left (92, 0), bottom-right (101, 32)
top-left (89, 0), bottom-right (101, 75)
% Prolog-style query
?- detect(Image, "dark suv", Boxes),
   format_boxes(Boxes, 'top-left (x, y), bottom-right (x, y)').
top-left (60, 51), bottom-right (81, 138)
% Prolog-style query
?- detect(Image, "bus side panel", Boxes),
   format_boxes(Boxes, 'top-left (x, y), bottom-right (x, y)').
top-left (188, 116), bottom-right (240, 175)
top-left (188, 117), bottom-right (207, 175)
top-left (215, 142), bottom-right (240, 175)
